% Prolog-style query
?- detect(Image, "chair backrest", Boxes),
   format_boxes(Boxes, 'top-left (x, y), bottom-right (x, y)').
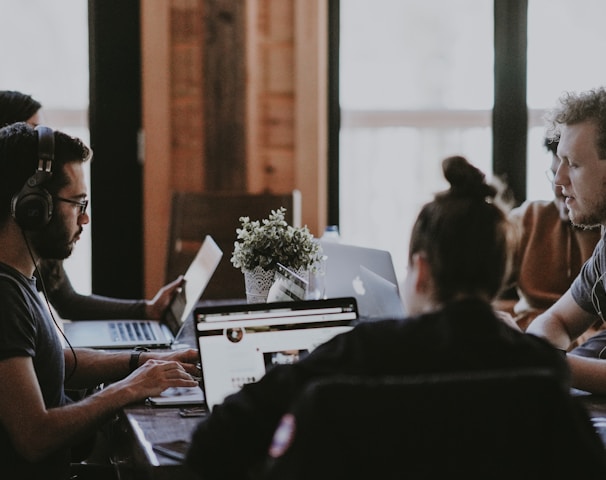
top-left (166, 190), bottom-right (301, 300)
top-left (262, 369), bottom-right (606, 479)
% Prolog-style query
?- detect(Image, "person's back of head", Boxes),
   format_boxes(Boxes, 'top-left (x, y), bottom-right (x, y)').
top-left (409, 155), bottom-right (512, 304)
top-left (547, 86), bottom-right (606, 160)
top-left (0, 90), bottom-right (42, 127)
top-left (0, 122), bottom-right (91, 226)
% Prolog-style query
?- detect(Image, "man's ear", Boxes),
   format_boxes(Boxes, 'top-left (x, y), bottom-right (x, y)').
top-left (411, 252), bottom-right (432, 294)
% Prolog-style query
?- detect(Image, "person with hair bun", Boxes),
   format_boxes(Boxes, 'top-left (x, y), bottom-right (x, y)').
top-left (0, 90), bottom-right (183, 322)
top-left (185, 156), bottom-right (572, 480)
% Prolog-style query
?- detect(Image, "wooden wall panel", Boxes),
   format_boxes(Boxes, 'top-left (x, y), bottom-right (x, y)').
top-left (202, 0), bottom-right (247, 191)
top-left (141, 0), bottom-right (172, 296)
top-left (171, 1), bottom-right (204, 191)
top-left (294, 0), bottom-right (328, 236)
top-left (247, 0), bottom-right (295, 194)
top-left (142, 0), bottom-right (327, 296)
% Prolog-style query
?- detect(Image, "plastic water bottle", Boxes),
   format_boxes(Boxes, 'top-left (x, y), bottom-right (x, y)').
top-left (321, 225), bottom-right (340, 242)
top-left (307, 226), bottom-right (338, 300)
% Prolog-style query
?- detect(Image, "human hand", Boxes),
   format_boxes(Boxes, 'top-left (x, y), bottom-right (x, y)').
top-left (123, 358), bottom-right (199, 400)
top-left (145, 275), bottom-right (185, 319)
top-left (145, 348), bottom-right (200, 377)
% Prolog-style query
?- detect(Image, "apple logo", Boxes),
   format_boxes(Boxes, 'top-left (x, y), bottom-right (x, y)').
top-left (352, 275), bottom-right (366, 295)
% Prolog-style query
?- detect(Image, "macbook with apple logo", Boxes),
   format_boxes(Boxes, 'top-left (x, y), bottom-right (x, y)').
top-left (319, 241), bottom-right (406, 322)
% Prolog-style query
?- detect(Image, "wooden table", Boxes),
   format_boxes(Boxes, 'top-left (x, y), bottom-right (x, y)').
top-left (112, 403), bottom-right (202, 479)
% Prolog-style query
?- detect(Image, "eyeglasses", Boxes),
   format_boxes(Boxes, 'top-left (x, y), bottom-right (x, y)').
top-left (545, 169), bottom-right (556, 184)
top-left (54, 196), bottom-right (89, 216)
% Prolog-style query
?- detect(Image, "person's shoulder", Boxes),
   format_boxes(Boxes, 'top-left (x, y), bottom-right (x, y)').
top-left (342, 316), bottom-right (423, 348)
top-left (510, 199), bottom-right (555, 219)
top-left (354, 315), bottom-right (422, 332)
top-left (0, 266), bottom-right (33, 308)
top-left (0, 263), bottom-right (26, 286)
top-left (509, 200), bottom-right (561, 232)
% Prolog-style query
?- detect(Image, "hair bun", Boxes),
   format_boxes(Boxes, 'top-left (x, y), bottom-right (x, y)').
top-left (442, 155), bottom-right (496, 200)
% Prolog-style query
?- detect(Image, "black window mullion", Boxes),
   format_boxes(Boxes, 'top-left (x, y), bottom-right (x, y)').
top-left (493, 0), bottom-right (528, 206)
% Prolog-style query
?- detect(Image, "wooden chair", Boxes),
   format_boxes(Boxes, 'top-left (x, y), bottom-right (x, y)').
top-left (166, 190), bottom-right (301, 300)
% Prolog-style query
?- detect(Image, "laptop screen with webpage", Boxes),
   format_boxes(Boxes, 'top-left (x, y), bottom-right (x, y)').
top-left (194, 297), bottom-right (358, 411)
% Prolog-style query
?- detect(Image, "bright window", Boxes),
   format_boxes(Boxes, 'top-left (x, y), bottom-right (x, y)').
top-left (340, 0), bottom-right (606, 287)
top-left (0, 0), bottom-right (90, 292)
top-left (526, 0), bottom-right (606, 200)
top-left (339, 0), bottom-right (493, 286)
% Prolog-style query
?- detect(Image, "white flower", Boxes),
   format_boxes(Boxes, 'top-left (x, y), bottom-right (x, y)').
top-left (230, 207), bottom-right (323, 272)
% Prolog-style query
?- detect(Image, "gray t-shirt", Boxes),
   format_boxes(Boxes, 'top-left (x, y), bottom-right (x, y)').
top-left (0, 262), bottom-right (71, 478)
top-left (571, 232), bottom-right (606, 317)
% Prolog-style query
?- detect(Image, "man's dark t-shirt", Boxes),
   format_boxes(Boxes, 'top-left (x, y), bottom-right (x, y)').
top-left (0, 262), bottom-right (71, 479)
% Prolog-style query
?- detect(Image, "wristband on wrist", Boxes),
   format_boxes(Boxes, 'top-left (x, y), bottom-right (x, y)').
top-left (129, 346), bottom-right (150, 372)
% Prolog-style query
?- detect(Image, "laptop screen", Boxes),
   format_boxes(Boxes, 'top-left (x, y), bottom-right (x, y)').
top-left (194, 297), bottom-right (358, 411)
top-left (163, 235), bottom-right (223, 337)
top-left (319, 241), bottom-right (405, 321)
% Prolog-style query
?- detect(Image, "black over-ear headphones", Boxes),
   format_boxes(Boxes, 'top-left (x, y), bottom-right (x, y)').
top-left (11, 125), bottom-right (55, 230)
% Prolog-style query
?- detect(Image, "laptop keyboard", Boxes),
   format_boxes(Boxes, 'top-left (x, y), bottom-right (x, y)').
top-left (109, 321), bottom-right (158, 342)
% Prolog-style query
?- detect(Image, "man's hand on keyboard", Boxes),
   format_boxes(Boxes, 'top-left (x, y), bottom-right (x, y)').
top-left (139, 348), bottom-right (200, 377)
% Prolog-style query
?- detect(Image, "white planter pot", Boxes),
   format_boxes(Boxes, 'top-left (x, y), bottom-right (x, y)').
top-left (243, 266), bottom-right (276, 303)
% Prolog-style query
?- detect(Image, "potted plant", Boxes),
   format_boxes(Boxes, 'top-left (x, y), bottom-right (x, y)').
top-left (231, 207), bottom-right (323, 303)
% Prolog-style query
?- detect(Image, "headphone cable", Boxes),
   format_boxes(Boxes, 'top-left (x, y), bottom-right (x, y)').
top-left (22, 231), bottom-right (78, 384)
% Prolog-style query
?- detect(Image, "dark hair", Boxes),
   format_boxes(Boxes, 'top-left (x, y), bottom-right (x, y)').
top-left (546, 86), bottom-right (606, 159)
top-left (0, 90), bottom-right (42, 127)
top-left (408, 156), bottom-right (512, 303)
top-left (0, 122), bottom-right (91, 223)
top-left (543, 136), bottom-right (559, 156)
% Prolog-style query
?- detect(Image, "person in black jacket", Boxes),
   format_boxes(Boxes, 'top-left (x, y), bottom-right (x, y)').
top-left (185, 156), bottom-right (573, 479)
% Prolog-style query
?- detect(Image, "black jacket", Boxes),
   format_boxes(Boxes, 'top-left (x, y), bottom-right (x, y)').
top-left (186, 298), bottom-right (569, 479)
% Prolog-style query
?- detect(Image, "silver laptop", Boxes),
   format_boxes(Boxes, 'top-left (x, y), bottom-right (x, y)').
top-left (171, 297), bottom-right (358, 411)
top-left (63, 235), bottom-right (223, 349)
top-left (320, 241), bottom-right (406, 322)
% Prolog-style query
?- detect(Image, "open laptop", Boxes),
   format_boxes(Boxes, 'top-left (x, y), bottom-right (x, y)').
top-left (63, 235), bottom-right (223, 349)
top-left (320, 240), bottom-right (406, 322)
top-left (150, 297), bottom-right (358, 410)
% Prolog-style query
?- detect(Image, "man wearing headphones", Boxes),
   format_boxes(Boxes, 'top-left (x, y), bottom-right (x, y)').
top-left (0, 122), bottom-right (199, 479)
top-left (0, 89), bottom-right (184, 324)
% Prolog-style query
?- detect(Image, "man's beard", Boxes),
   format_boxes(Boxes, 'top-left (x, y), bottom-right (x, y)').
top-left (570, 179), bottom-right (606, 229)
top-left (571, 214), bottom-right (602, 230)
top-left (569, 203), bottom-right (606, 230)
top-left (29, 214), bottom-right (77, 260)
